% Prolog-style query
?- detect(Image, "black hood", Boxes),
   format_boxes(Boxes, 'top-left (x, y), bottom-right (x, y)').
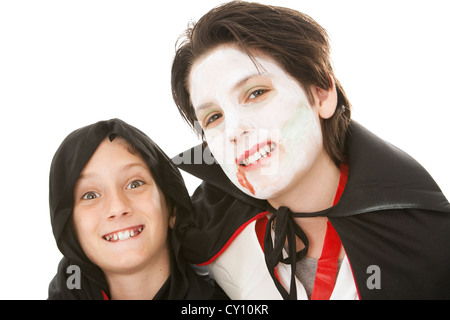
top-left (48, 118), bottom-right (216, 299)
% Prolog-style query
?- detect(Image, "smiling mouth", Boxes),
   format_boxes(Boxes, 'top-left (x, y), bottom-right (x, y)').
top-left (102, 225), bottom-right (144, 242)
top-left (236, 142), bottom-right (276, 167)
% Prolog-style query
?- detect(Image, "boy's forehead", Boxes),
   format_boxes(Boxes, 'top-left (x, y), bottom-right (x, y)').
top-left (189, 46), bottom-right (287, 107)
top-left (79, 137), bottom-right (149, 176)
top-left (191, 46), bottom-right (265, 80)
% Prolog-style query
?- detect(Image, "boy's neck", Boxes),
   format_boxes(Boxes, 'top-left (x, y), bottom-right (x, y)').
top-left (267, 151), bottom-right (341, 259)
top-left (268, 150), bottom-right (340, 214)
top-left (104, 249), bottom-right (171, 300)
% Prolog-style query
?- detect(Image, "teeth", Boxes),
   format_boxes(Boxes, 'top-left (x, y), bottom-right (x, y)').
top-left (104, 226), bottom-right (143, 242)
top-left (260, 148), bottom-right (267, 156)
top-left (118, 230), bottom-right (131, 241)
top-left (240, 143), bottom-right (275, 167)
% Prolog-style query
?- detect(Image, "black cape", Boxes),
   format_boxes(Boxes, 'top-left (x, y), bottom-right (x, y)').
top-left (48, 118), bottom-right (227, 300)
top-left (173, 121), bottom-right (450, 299)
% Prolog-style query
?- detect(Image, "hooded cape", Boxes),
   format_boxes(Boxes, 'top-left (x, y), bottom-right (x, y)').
top-left (48, 118), bottom-right (226, 300)
top-left (173, 121), bottom-right (450, 299)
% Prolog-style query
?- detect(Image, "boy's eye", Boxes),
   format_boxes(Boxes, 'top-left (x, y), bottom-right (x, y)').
top-left (126, 180), bottom-right (145, 190)
top-left (82, 191), bottom-right (100, 200)
top-left (205, 113), bottom-right (223, 127)
top-left (248, 89), bottom-right (268, 100)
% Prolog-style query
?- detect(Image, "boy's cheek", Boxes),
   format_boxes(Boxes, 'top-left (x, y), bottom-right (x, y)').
top-left (204, 129), bottom-right (231, 164)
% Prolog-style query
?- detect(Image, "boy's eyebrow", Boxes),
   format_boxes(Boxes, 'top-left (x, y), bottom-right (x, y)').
top-left (121, 162), bottom-right (149, 172)
top-left (122, 162), bottom-right (146, 169)
top-left (232, 72), bottom-right (262, 92)
top-left (77, 172), bottom-right (98, 182)
top-left (195, 102), bottom-right (214, 114)
top-left (77, 163), bottom-right (149, 182)
top-left (195, 72), bottom-right (266, 113)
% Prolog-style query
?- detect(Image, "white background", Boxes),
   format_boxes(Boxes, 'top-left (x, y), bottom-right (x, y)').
top-left (0, 0), bottom-right (448, 299)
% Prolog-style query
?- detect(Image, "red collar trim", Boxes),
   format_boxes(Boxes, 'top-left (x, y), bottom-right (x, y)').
top-left (101, 290), bottom-right (109, 300)
top-left (197, 210), bottom-right (268, 266)
top-left (311, 162), bottom-right (348, 299)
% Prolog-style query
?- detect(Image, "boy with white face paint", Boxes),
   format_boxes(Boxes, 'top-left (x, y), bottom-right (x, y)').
top-left (189, 45), bottom-right (335, 206)
top-left (172, 1), bottom-right (450, 300)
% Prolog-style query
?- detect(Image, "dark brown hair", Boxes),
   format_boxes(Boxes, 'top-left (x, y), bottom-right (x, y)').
top-left (171, 0), bottom-right (351, 166)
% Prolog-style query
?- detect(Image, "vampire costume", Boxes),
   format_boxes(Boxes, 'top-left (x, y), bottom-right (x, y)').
top-left (48, 118), bottom-right (227, 300)
top-left (173, 121), bottom-right (450, 299)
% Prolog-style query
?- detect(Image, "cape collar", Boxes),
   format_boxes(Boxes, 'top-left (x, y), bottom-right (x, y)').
top-left (172, 121), bottom-right (450, 217)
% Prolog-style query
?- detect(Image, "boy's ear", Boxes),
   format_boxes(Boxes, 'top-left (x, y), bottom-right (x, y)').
top-left (169, 208), bottom-right (176, 229)
top-left (313, 76), bottom-right (338, 119)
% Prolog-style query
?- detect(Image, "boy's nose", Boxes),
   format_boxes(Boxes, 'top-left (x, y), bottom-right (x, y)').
top-left (228, 121), bottom-right (255, 144)
top-left (106, 191), bottom-right (131, 221)
top-left (107, 211), bottom-right (130, 221)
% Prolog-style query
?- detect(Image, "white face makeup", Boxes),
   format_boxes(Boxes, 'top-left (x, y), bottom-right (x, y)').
top-left (189, 45), bottom-right (325, 200)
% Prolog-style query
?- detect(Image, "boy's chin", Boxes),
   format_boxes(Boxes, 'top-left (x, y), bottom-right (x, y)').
top-left (232, 179), bottom-right (280, 200)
